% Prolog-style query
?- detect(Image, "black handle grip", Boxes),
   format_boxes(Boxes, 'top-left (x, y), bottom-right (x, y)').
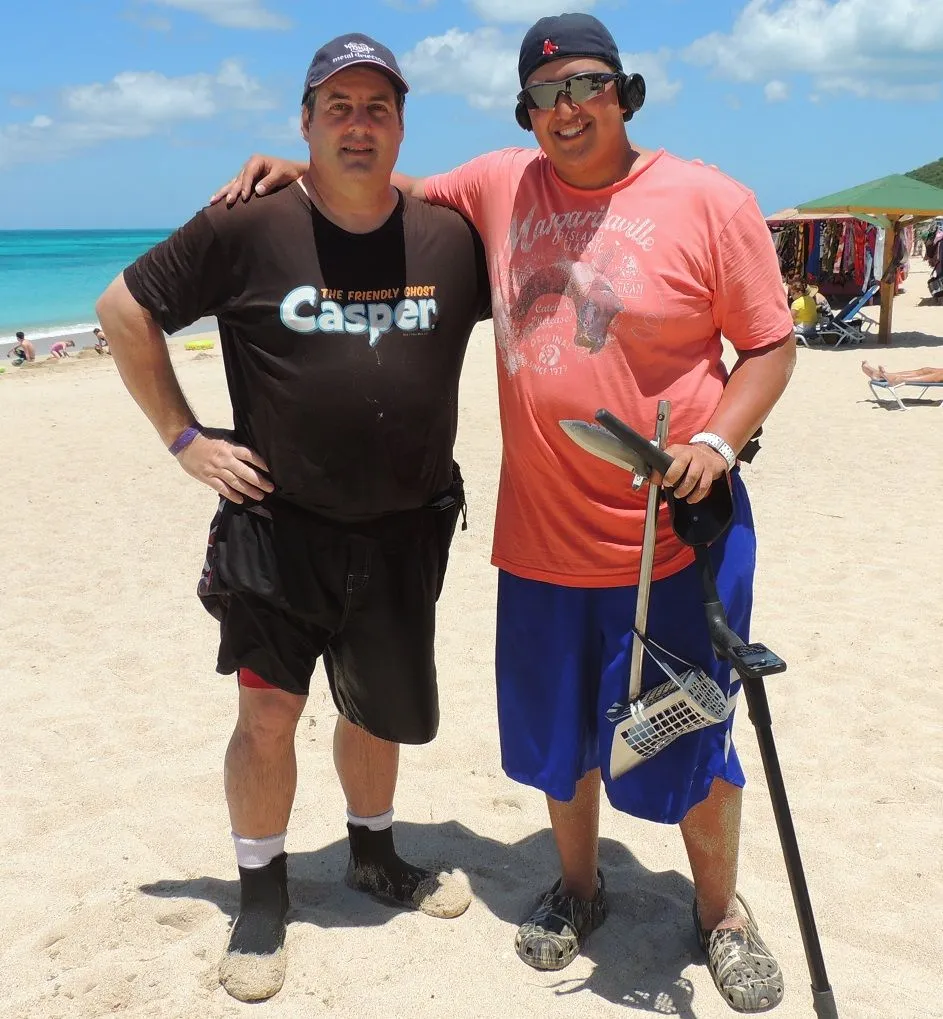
top-left (595, 409), bottom-right (674, 477)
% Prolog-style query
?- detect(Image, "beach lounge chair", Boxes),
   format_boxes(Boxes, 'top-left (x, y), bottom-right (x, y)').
top-left (867, 378), bottom-right (943, 410)
top-left (793, 283), bottom-right (878, 349)
top-left (815, 283), bottom-right (880, 347)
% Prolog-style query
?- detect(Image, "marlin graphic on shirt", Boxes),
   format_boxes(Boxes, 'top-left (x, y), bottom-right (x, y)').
top-left (509, 255), bottom-right (624, 355)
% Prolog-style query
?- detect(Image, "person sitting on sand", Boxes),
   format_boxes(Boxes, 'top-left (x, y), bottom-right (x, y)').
top-left (861, 361), bottom-right (943, 385)
top-left (93, 327), bottom-right (110, 355)
top-left (788, 280), bottom-right (828, 344)
top-left (7, 331), bottom-right (36, 364)
top-left (49, 339), bottom-right (76, 359)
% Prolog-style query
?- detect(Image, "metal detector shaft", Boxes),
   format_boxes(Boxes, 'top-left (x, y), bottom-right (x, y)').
top-left (740, 678), bottom-right (839, 1019)
top-left (628, 401), bottom-right (671, 700)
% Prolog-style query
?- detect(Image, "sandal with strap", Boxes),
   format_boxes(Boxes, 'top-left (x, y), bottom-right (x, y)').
top-left (694, 893), bottom-right (784, 1013)
top-left (515, 871), bottom-right (608, 971)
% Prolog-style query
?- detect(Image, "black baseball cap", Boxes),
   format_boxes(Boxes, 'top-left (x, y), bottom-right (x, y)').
top-left (302, 33), bottom-right (409, 100)
top-left (518, 13), bottom-right (623, 87)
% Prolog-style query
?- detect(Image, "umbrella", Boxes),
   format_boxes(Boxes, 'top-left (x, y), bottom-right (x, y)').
top-left (797, 174), bottom-right (943, 343)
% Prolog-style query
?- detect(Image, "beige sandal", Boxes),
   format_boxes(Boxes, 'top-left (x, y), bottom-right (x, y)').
top-left (694, 893), bottom-right (784, 1013)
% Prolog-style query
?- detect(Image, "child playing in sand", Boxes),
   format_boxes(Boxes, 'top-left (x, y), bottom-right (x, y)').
top-left (93, 328), bottom-right (110, 355)
top-left (49, 339), bottom-right (75, 359)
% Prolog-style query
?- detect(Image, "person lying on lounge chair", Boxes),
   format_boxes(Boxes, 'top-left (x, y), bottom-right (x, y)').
top-left (861, 361), bottom-right (943, 385)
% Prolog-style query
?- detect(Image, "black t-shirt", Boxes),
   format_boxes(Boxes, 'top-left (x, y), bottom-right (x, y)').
top-left (124, 184), bottom-right (490, 521)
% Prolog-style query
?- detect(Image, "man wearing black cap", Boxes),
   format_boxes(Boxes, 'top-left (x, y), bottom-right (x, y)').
top-left (215, 12), bottom-right (795, 1013)
top-left (97, 31), bottom-right (490, 1004)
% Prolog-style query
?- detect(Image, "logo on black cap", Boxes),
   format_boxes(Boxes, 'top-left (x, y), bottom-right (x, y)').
top-left (302, 33), bottom-right (409, 100)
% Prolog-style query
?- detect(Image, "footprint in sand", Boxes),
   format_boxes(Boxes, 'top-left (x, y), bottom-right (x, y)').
top-left (153, 903), bottom-right (206, 934)
top-left (491, 795), bottom-right (523, 813)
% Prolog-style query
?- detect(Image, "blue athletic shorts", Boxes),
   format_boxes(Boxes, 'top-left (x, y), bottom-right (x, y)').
top-left (495, 471), bottom-right (755, 825)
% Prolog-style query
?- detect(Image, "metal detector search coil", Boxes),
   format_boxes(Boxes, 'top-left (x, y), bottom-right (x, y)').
top-left (607, 631), bottom-right (730, 779)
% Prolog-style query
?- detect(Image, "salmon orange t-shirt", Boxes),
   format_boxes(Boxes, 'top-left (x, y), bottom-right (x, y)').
top-left (425, 148), bottom-right (793, 587)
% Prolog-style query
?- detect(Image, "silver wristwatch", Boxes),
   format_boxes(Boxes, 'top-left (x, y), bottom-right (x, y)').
top-left (690, 431), bottom-right (736, 471)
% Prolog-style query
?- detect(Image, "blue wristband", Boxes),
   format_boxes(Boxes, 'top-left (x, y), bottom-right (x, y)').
top-left (168, 425), bottom-right (201, 456)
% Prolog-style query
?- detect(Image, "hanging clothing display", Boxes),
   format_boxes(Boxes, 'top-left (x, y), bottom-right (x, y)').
top-left (769, 216), bottom-right (897, 295)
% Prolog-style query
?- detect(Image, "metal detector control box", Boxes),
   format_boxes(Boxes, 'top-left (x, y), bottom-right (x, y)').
top-left (727, 643), bottom-right (787, 680)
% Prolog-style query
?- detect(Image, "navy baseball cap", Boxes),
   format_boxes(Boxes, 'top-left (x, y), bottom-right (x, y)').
top-left (518, 13), bottom-right (623, 87)
top-left (302, 33), bottom-right (409, 100)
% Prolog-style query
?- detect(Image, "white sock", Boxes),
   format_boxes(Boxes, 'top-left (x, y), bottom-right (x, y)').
top-left (232, 830), bottom-right (287, 869)
top-left (346, 807), bottom-right (394, 832)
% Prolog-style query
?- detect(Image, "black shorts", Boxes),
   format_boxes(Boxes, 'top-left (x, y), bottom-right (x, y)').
top-left (197, 468), bottom-right (465, 745)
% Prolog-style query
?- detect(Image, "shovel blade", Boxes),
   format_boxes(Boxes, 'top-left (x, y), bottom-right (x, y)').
top-left (559, 420), bottom-right (650, 477)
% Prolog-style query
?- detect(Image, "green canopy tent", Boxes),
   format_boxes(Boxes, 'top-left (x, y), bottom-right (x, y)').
top-left (797, 174), bottom-right (943, 344)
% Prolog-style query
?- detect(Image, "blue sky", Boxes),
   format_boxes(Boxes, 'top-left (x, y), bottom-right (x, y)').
top-left (1, 0), bottom-right (941, 229)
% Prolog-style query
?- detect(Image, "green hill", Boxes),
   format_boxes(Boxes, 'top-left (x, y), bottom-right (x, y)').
top-left (907, 157), bottom-right (943, 189)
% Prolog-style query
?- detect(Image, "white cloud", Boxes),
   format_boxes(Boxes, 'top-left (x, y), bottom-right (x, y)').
top-left (215, 58), bottom-right (275, 108)
top-left (685, 0), bottom-right (943, 101)
top-left (65, 72), bottom-right (218, 124)
top-left (401, 28), bottom-right (519, 110)
top-left (624, 49), bottom-right (683, 105)
top-left (145, 0), bottom-right (290, 29)
top-left (0, 62), bottom-right (273, 168)
top-left (259, 114), bottom-right (305, 144)
top-left (400, 28), bottom-right (681, 112)
top-left (764, 79), bottom-right (789, 101)
top-left (468, 0), bottom-right (597, 22)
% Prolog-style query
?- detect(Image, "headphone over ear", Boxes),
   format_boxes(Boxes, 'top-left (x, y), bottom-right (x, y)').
top-left (621, 72), bottom-right (646, 121)
top-left (514, 72), bottom-right (647, 131)
top-left (514, 101), bottom-right (532, 131)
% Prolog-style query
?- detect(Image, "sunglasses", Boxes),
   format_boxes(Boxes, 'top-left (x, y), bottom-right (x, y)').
top-left (517, 71), bottom-right (621, 111)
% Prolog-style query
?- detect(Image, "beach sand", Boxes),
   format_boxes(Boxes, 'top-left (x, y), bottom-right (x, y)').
top-left (2, 262), bottom-right (942, 1019)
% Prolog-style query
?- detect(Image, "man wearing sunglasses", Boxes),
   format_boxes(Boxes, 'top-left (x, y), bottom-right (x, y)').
top-left (215, 12), bottom-right (795, 1013)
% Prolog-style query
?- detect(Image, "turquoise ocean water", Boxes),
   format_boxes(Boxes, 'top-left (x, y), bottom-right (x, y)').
top-left (0, 229), bottom-right (171, 346)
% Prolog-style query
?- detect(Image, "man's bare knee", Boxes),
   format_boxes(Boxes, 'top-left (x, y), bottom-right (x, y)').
top-left (236, 686), bottom-right (306, 747)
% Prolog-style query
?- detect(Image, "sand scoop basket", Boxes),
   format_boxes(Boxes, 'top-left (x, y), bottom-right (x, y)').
top-left (609, 628), bottom-right (731, 775)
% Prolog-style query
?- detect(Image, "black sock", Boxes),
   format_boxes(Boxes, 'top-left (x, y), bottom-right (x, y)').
top-left (227, 852), bottom-right (290, 956)
top-left (345, 823), bottom-right (434, 906)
